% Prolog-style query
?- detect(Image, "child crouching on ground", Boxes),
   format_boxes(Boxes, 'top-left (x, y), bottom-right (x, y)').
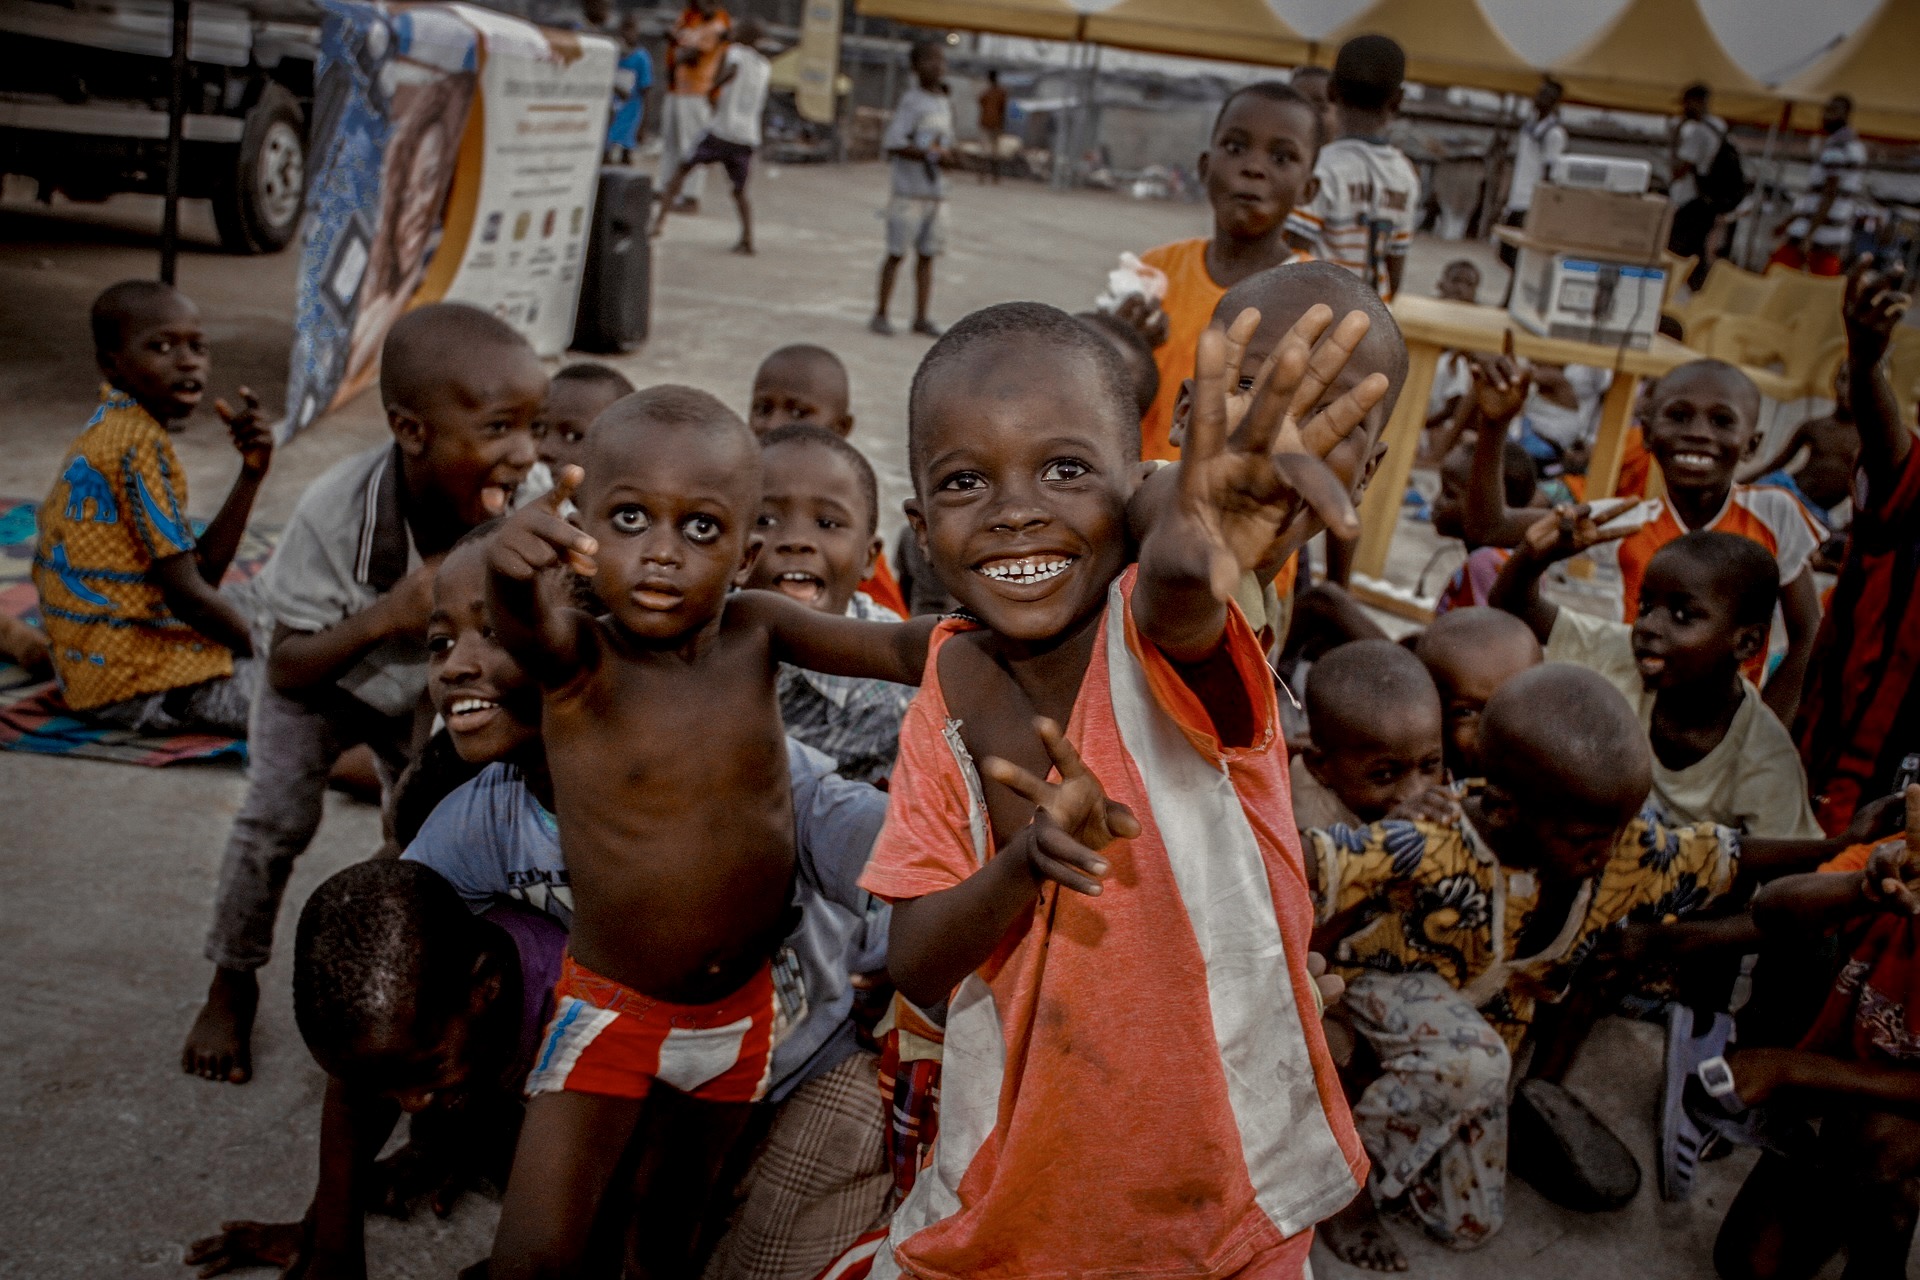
top-left (1291, 638), bottom-right (1450, 831)
top-left (847, 286), bottom-right (1398, 1278)
top-left (182, 302), bottom-right (546, 1086)
top-left (481, 387), bottom-right (931, 1278)
top-left (34, 280), bottom-right (273, 734)
top-left (746, 424), bottom-right (914, 783)
top-left (1493, 510), bottom-right (1823, 838)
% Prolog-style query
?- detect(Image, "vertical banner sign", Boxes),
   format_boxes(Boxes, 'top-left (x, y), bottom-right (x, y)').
top-left (794, 0), bottom-right (843, 125)
top-left (437, 4), bottom-right (616, 354)
top-left (284, 0), bottom-right (615, 438)
top-left (285, 0), bottom-right (477, 436)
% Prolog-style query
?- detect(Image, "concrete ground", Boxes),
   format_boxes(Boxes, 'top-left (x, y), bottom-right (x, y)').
top-left (0, 164), bottom-right (1849, 1279)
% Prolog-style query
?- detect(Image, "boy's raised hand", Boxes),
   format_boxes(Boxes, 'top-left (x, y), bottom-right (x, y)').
top-left (1862, 784), bottom-right (1920, 916)
top-left (488, 464), bottom-right (598, 582)
top-left (1182, 304), bottom-right (1388, 602)
top-left (1467, 332), bottom-right (1531, 426)
top-left (215, 386), bottom-right (273, 475)
top-left (983, 717), bottom-right (1141, 897)
top-left (1843, 254), bottom-right (1910, 371)
top-left (1519, 502), bottom-right (1643, 564)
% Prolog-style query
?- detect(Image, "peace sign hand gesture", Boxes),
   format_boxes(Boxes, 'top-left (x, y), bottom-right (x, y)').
top-left (983, 718), bottom-right (1141, 897)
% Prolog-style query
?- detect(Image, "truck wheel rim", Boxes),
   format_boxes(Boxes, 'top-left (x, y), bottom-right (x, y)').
top-left (258, 121), bottom-right (305, 229)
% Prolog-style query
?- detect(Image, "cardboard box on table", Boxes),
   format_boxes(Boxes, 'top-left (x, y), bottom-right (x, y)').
top-left (1499, 184), bottom-right (1673, 352)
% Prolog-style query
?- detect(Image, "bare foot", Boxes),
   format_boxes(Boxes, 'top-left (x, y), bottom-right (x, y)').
top-left (1321, 1190), bottom-right (1408, 1272)
top-left (182, 967), bottom-right (258, 1084)
top-left (730, 240), bottom-right (754, 255)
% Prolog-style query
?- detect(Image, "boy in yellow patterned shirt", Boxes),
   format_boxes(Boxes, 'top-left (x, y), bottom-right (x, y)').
top-left (32, 281), bottom-right (271, 733)
top-left (1304, 661), bottom-right (1849, 1269)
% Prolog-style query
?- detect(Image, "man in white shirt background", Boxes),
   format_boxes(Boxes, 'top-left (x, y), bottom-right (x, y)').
top-left (1667, 82), bottom-right (1728, 289)
top-left (651, 17), bottom-right (773, 255)
top-left (1498, 76), bottom-right (1567, 279)
top-left (1771, 94), bottom-right (1867, 277)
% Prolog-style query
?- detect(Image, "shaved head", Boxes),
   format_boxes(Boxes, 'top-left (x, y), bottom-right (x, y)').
top-left (1214, 260), bottom-right (1409, 413)
top-left (91, 279), bottom-right (194, 355)
top-left (1482, 664), bottom-right (1650, 812)
top-left (1307, 639), bottom-right (1439, 748)
top-left (1417, 607), bottom-right (1543, 680)
top-left (380, 302), bottom-right (537, 415)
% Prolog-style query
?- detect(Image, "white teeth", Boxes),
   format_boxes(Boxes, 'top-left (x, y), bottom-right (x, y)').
top-left (1672, 452), bottom-right (1714, 465)
top-left (977, 556), bottom-right (1073, 585)
top-left (778, 572), bottom-right (820, 583)
top-left (449, 698), bottom-right (497, 716)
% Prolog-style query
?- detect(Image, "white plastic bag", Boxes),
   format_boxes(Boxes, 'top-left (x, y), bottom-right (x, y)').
top-left (1095, 252), bottom-right (1168, 313)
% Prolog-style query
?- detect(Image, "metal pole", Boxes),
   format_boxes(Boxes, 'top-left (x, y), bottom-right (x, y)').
top-left (160, 0), bottom-right (188, 284)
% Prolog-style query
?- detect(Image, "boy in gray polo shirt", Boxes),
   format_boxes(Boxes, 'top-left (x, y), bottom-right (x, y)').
top-left (870, 39), bottom-right (953, 338)
top-left (181, 303), bottom-right (547, 1086)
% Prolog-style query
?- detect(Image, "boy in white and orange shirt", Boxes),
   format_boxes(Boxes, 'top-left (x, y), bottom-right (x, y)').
top-left (1125, 82), bottom-right (1321, 464)
top-left (848, 271), bottom-right (1405, 1278)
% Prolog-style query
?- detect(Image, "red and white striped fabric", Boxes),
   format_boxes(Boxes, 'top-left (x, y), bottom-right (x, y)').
top-left (857, 569), bottom-right (1366, 1279)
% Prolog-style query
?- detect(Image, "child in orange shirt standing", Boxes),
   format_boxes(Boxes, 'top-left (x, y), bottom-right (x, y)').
top-left (1116, 82), bottom-right (1322, 463)
top-left (847, 285), bottom-right (1402, 1278)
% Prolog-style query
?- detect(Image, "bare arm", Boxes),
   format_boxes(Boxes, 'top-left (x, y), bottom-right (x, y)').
top-left (269, 567), bottom-right (434, 693)
top-left (306, 1077), bottom-right (402, 1274)
top-left (750, 590), bottom-right (934, 685)
top-left (1459, 347), bottom-right (1542, 549)
top-left (887, 719), bottom-right (1138, 1007)
top-left (1488, 505), bottom-right (1639, 644)
top-left (1843, 258), bottom-right (1914, 490)
top-left (153, 553), bottom-right (253, 655)
top-left (483, 468), bottom-right (597, 689)
top-left (1762, 568), bottom-right (1819, 724)
top-left (195, 388), bottom-right (272, 586)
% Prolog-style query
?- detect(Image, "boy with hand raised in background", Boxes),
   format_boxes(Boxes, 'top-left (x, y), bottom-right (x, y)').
top-left (182, 303), bottom-right (545, 1087)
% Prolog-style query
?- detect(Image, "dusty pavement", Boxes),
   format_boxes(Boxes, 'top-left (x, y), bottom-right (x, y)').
top-left (0, 164), bottom-right (1838, 1279)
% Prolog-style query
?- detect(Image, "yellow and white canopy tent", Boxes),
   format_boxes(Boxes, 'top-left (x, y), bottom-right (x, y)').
top-left (1776, 0), bottom-right (1920, 143)
top-left (1079, 0), bottom-right (1309, 69)
top-left (1548, 0), bottom-right (1780, 125)
top-left (851, 0), bottom-right (1087, 43)
top-left (1311, 0), bottom-right (1539, 97)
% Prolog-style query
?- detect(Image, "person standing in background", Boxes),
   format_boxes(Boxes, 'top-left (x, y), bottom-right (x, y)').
top-left (1666, 83), bottom-right (1726, 289)
top-left (658, 0), bottom-right (731, 215)
top-left (1284, 34), bottom-right (1421, 302)
top-left (1772, 95), bottom-right (1867, 278)
top-left (605, 12), bottom-right (653, 165)
top-left (977, 69), bottom-right (1009, 185)
top-left (870, 40), bottom-right (952, 338)
top-left (651, 17), bottom-right (772, 254)
top-left (1499, 76), bottom-right (1567, 276)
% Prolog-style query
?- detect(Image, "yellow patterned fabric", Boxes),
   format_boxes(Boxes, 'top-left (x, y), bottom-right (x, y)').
top-left (1306, 801), bottom-right (1739, 1050)
top-left (32, 387), bottom-right (233, 710)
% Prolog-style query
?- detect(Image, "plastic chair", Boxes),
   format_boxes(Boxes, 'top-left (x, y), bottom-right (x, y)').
top-left (1668, 259), bottom-right (1769, 345)
top-left (1886, 327), bottom-right (1920, 426)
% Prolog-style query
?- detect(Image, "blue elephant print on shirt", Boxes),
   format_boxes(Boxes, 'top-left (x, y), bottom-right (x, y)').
top-left (62, 456), bottom-right (118, 524)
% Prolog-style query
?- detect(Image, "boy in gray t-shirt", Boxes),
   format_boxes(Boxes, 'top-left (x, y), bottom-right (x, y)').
top-left (870, 39), bottom-right (953, 338)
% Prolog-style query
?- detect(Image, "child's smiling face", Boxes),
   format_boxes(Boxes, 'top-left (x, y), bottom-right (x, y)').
top-left (1200, 93), bottom-right (1320, 246)
top-left (427, 539), bottom-right (541, 763)
top-left (1631, 551), bottom-right (1763, 691)
top-left (907, 340), bottom-right (1136, 647)
top-left (1644, 363), bottom-right (1760, 500)
top-left (747, 438), bottom-right (879, 614)
top-left (409, 352), bottom-right (547, 528)
top-left (576, 415), bottom-right (762, 644)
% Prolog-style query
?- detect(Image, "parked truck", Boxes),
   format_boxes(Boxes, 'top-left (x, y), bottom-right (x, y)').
top-left (0, 0), bottom-right (320, 252)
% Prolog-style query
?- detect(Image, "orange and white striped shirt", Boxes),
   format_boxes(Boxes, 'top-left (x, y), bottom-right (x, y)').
top-left (1597, 484), bottom-right (1824, 682)
top-left (1283, 137), bottom-right (1420, 302)
top-left (860, 569), bottom-right (1365, 1279)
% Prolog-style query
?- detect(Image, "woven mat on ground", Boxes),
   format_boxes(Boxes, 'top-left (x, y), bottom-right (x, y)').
top-left (0, 499), bottom-right (277, 765)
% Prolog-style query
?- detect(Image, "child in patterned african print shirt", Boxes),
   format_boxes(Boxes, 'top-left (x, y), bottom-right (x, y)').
top-left (33, 281), bottom-right (271, 734)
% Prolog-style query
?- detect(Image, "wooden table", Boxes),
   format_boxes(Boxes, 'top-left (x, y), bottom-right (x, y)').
top-left (1352, 295), bottom-right (1707, 594)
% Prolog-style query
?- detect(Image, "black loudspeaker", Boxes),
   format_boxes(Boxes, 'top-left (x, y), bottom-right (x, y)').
top-left (572, 168), bottom-right (652, 353)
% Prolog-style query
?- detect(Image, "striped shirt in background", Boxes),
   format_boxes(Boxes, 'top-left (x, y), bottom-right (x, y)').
top-left (1786, 126), bottom-right (1869, 249)
top-left (1285, 136), bottom-right (1421, 301)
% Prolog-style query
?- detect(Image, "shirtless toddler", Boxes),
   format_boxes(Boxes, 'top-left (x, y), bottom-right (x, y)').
top-left (483, 386), bottom-right (929, 1278)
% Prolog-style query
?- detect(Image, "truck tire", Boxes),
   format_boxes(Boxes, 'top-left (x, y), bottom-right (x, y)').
top-left (213, 84), bottom-right (306, 254)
